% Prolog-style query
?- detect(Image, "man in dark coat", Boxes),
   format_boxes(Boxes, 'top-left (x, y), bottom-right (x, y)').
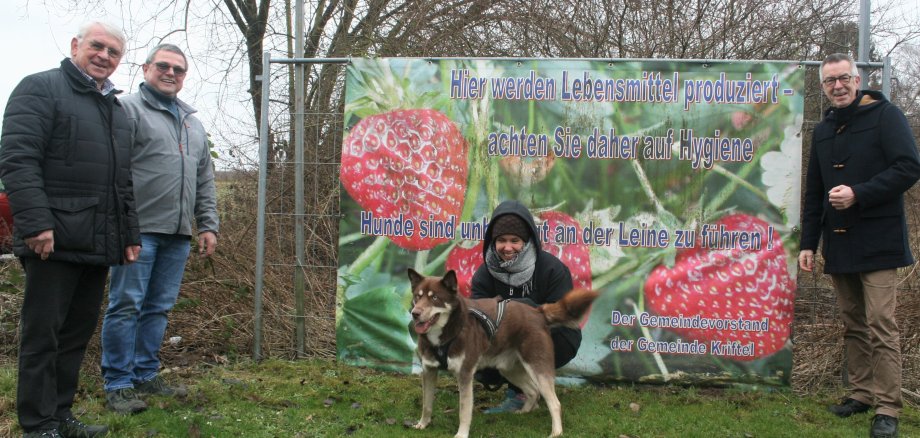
top-left (0, 21), bottom-right (141, 438)
top-left (799, 53), bottom-right (920, 438)
top-left (471, 200), bottom-right (581, 413)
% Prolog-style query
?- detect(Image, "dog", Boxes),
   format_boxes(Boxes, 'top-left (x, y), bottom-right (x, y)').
top-left (408, 268), bottom-right (598, 438)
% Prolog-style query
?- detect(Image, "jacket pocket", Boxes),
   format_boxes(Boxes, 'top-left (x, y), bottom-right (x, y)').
top-left (859, 215), bottom-right (904, 257)
top-left (49, 196), bottom-right (98, 251)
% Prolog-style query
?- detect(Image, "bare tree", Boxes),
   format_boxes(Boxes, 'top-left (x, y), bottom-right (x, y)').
top-left (224, 0), bottom-right (271, 126)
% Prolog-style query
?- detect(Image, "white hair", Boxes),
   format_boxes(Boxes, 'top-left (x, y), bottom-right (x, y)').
top-left (76, 21), bottom-right (127, 51)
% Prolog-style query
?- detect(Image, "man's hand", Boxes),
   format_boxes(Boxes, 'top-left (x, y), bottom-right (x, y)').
top-left (829, 185), bottom-right (856, 210)
top-left (124, 245), bottom-right (141, 264)
top-left (798, 249), bottom-right (815, 272)
top-left (25, 229), bottom-right (54, 260)
top-left (198, 231), bottom-right (218, 258)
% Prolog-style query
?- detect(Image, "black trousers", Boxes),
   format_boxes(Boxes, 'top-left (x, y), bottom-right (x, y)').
top-left (17, 258), bottom-right (108, 432)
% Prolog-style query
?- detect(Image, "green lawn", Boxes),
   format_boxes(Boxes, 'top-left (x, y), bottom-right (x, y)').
top-left (1, 359), bottom-right (916, 437)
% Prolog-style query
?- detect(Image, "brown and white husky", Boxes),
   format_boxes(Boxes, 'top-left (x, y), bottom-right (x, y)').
top-left (408, 269), bottom-right (598, 438)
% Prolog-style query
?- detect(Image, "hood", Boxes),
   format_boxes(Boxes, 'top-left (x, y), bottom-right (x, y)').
top-left (823, 89), bottom-right (887, 120)
top-left (482, 200), bottom-right (541, 259)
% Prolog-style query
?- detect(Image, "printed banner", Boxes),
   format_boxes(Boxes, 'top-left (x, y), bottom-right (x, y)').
top-left (337, 58), bottom-right (804, 385)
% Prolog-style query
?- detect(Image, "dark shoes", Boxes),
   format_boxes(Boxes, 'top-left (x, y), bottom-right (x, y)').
top-left (59, 417), bottom-right (108, 437)
top-left (106, 377), bottom-right (186, 414)
top-left (473, 368), bottom-right (506, 392)
top-left (828, 397), bottom-right (871, 418)
top-left (136, 376), bottom-right (188, 398)
top-left (22, 430), bottom-right (62, 438)
top-left (23, 417), bottom-right (107, 438)
top-left (870, 414), bottom-right (898, 438)
top-left (105, 388), bottom-right (148, 414)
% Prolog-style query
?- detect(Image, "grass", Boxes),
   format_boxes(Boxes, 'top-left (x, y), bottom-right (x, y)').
top-left (1, 358), bottom-right (917, 437)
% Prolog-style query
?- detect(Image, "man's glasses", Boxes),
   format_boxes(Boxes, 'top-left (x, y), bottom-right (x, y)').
top-left (89, 41), bottom-right (122, 59)
top-left (153, 62), bottom-right (187, 77)
top-left (822, 74), bottom-right (852, 86)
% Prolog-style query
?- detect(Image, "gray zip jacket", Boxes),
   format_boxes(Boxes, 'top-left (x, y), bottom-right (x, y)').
top-left (121, 83), bottom-right (218, 237)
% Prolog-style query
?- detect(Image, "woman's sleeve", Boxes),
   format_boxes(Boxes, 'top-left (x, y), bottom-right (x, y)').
top-left (470, 265), bottom-right (494, 299)
top-left (540, 255), bottom-right (574, 304)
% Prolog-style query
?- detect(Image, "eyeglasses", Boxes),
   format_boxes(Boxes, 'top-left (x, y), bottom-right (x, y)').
top-left (89, 41), bottom-right (122, 59)
top-left (822, 74), bottom-right (852, 86)
top-left (153, 62), bottom-right (187, 77)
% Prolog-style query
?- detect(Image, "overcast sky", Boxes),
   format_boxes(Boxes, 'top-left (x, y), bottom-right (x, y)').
top-left (1, 3), bottom-right (134, 111)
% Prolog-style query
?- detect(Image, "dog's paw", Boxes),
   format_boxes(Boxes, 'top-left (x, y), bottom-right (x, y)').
top-left (413, 420), bottom-right (429, 430)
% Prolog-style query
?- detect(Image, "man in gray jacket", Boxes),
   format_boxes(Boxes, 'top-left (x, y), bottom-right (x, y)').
top-left (99, 43), bottom-right (219, 414)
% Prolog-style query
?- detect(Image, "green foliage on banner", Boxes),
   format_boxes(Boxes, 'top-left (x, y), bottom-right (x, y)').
top-left (336, 269), bottom-right (415, 372)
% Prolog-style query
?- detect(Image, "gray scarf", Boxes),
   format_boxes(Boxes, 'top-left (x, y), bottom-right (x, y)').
top-left (485, 241), bottom-right (537, 294)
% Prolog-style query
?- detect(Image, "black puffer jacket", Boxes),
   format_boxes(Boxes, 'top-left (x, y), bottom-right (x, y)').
top-left (0, 59), bottom-right (140, 265)
top-left (801, 90), bottom-right (920, 274)
top-left (471, 200), bottom-right (581, 355)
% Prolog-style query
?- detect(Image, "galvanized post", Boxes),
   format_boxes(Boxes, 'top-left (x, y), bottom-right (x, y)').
top-left (858, 0), bottom-right (871, 83)
top-left (293, 0), bottom-right (306, 357)
top-left (882, 56), bottom-right (891, 98)
top-left (254, 50), bottom-right (271, 361)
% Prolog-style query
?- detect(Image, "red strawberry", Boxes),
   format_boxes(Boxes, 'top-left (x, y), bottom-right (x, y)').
top-left (341, 109), bottom-right (470, 250)
top-left (643, 214), bottom-right (795, 361)
top-left (538, 211), bottom-right (592, 290)
top-left (539, 211), bottom-right (593, 328)
top-left (445, 241), bottom-right (484, 297)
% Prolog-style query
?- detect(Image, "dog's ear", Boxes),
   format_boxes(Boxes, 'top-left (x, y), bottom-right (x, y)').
top-left (407, 268), bottom-right (424, 290)
top-left (442, 270), bottom-right (459, 294)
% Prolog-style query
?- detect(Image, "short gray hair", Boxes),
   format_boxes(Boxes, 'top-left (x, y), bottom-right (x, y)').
top-left (76, 21), bottom-right (126, 51)
top-left (146, 43), bottom-right (188, 68)
top-left (819, 53), bottom-right (859, 81)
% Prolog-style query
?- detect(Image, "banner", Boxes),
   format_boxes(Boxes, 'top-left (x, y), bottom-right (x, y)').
top-left (337, 58), bottom-right (804, 385)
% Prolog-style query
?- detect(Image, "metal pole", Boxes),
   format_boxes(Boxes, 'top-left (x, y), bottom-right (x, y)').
top-left (858, 0), bottom-right (871, 83)
top-left (882, 56), bottom-right (891, 98)
top-left (254, 50), bottom-right (271, 361)
top-left (293, 0), bottom-right (306, 357)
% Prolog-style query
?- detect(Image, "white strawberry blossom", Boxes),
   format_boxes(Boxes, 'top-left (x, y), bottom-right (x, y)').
top-left (760, 114), bottom-right (803, 228)
top-left (580, 203), bottom-right (625, 273)
top-left (467, 60), bottom-right (501, 143)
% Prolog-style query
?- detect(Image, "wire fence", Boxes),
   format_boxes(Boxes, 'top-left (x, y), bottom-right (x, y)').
top-left (251, 58), bottom-right (920, 400)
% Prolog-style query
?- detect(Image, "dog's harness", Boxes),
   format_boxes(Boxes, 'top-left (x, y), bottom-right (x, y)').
top-left (434, 300), bottom-right (509, 370)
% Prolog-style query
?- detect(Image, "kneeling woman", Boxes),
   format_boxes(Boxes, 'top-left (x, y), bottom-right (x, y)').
top-left (471, 200), bottom-right (582, 413)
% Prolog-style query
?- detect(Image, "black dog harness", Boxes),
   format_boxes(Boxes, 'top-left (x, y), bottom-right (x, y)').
top-left (434, 300), bottom-right (508, 370)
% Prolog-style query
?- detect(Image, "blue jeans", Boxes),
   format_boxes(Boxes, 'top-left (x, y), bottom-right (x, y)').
top-left (101, 233), bottom-right (191, 391)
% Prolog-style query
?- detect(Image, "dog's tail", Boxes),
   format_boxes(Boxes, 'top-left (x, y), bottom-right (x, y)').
top-left (538, 288), bottom-right (599, 328)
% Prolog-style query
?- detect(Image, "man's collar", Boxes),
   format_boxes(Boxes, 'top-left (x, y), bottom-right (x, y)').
top-left (68, 58), bottom-right (116, 95)
top-left (139, 82), bottom-right (196, 115)
top-left (140, 82), bottom-right (177, 104)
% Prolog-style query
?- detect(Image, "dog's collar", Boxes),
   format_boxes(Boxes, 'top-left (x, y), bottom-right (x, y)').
top-left (434, 300), bottom-right (508, 370)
